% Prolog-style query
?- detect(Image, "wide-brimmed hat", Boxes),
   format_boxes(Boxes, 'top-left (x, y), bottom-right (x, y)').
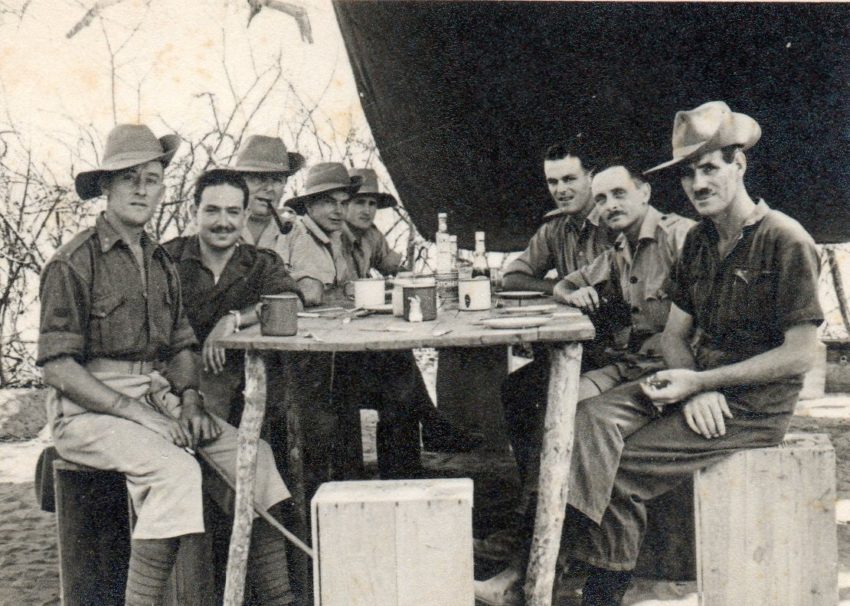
top-left (75, 124), bottom-right (180, 200)
top-left (230, 135), bottom-right (304, 175)
top-left (348, 168), bottom-right (397, 208)
top-left (284, 162), bottom-right (363, 215)
top-left (645, 101), bottom-right (761, 174)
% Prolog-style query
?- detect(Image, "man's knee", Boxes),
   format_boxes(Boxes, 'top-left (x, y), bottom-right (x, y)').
top-left (156, 450), bottom-right (203, 492)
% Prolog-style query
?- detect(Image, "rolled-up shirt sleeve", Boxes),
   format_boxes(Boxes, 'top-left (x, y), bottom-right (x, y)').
top-left (504, 225), bottom-right (553, 278)
top-left (37, 261), bottom-right (89, 365)
top-left (561, 249), bottom-right (612, 290)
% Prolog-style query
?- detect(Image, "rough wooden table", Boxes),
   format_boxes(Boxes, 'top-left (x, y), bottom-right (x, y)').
top-left (218, 303), bottom-right (594, 606)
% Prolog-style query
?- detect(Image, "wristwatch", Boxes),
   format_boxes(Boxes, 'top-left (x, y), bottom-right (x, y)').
top-left (227, 310), bottom-right (242, 332)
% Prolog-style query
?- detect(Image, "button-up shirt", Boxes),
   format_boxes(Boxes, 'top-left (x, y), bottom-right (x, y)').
top-left (341, 223), bottom-right (403, 278)
top-left (241, 216), bottom-right (292, 262)
top-left (163, 236), bottom-right (301, 344)
top-left (671, 200), bottom-right (823, 414)
top-left (504, 206), bottom-right (613, 280)
top-left (560, 206), bottom-right (695, 343)
top-left (281, 214), bottom-right (355, 288)
top-left (38, 213), bottom-right (197, 365)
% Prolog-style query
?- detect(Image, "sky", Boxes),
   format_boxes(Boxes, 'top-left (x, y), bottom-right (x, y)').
top-left (0, 0), bottom-right (376, 176)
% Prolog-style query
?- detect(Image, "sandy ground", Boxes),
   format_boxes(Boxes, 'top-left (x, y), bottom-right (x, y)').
top-left (2, 390), bottom-right (850, 605)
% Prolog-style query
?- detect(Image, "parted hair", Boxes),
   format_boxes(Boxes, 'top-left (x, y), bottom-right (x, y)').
top-left (193, 170), bottom-right (250, 208)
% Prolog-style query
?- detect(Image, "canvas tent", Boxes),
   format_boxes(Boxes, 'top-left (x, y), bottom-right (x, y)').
top-left (334, 1), bottom-right (850, 250)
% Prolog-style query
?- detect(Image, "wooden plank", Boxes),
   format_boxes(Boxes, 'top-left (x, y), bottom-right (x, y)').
top-left (217, 305), bottom-right (594, 352)
top-left (524, 343), bottom-right (582, 606)
top-left (312, 480), bottom-right (473, 606)
top-left (695, 433), bottom-right (837, 606)
top-left (394, 490), bottom-right (474, 605)
top-left (224, 350), bottom-right (268, 605)
top-left (313, 499), bottom-right (398, 606)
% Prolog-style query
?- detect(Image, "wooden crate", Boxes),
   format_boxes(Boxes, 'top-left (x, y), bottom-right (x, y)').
top-left (694, 433), bottom-right (837, 606)
top-left (311, 479), bottom-right (474, 606)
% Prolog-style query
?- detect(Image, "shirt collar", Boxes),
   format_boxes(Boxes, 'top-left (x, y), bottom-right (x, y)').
top-left (301, 214), bottom-right (332, 245)
top-left (542, 204), bottom-right (601, 228)
top-left (702, 198), bottom-right (770, 242)
top-left (614, 205), bottom-right (662, 250)
top-left (744, 199), bottom-right (770, 227)
top-left (341, 222), bottom-right (361, 246)
top-left (182, 235), bottom-right (253, 272)
top-left (96, 212), bottom-right (155, 253)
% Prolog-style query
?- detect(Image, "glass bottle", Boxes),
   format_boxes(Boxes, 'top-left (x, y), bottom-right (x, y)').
top-left (471, 231), bottom-right (490, 278)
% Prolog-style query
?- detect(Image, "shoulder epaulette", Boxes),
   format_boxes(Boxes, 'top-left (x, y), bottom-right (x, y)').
top-left (51, 228), bottom-right (97, 262)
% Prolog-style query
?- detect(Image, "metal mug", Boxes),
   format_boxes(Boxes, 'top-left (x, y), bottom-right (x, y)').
top-left (458, 276), bottom-right (491, 311)
top-left (402, 282), bottom-right (437, 321)
top-left (353, 278), bottom-right (386, 308)
top-left (258, 293), bottom-right (299, 336)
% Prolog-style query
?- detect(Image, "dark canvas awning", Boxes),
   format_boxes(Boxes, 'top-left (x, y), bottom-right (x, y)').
top-left (334, 1), bottom-right (850, 249)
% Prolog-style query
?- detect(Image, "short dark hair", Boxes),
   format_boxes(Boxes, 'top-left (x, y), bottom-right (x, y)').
top-left (595, 157), bottom-right (647, 186)
top-left (194, 170), bottom-right (250, 208)
top-left (543, 134), bottom-right (597, 173)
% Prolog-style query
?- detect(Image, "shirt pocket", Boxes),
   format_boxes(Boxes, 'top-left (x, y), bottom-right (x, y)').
top-left (727, 265), bottom-right (777, 326)
top-left (90, 292), bottom-right (134, 354)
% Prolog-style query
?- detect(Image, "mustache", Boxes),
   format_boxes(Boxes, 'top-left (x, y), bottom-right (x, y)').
top-left (695, 188), bottom-right (713, 198)
top-left (210, 226), bottom-right (237, 234)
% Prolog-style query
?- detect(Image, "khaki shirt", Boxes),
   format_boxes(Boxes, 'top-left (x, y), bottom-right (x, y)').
top-left (504, 206), bottom-right (613, 279)
top-left (283, 215), bottom-right (355, 288)
top-left (341, 223), bottom-right (403, 278)
top-left (560, 206), bottom-right (695, 340)
top-left (38, 213), bottom-right (197, 366)
top-left (240, 217), bottom-right (291, 261)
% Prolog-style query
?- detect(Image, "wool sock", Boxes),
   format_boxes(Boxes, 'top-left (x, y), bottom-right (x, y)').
top-left (247, 518), bottom-right (295, 605)
top-left (124, 537), bottom-right (179, 606)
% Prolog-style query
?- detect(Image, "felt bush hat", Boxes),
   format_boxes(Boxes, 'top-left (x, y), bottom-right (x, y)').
top-left (284, 162), bottom-right (363, 215)
top-left (230, 135), bottom-right (305, 175)
top-left (348, 168), bottom-right (397, 208)
top-left (75, 124), bottom-right (180, 200)
top-left (645, 101), bottom-right (761, 174)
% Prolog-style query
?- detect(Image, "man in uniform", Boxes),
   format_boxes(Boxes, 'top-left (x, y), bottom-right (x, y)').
top-left (341, 167), bottom-right (404, 278)
top-left (554, 160), bottom-right (695, 399)
top-left (164, 168), bottom-right (303, 422)
top-left (341, 167), bottom-right (482, 453)
top-left (477, 138), bottom-right (614, 564)
top-left (488, 102), bottom-right (823, 606)
top-left (233, 135), bottom-right (304, 257)
top-left (475, 160), bottom-right (694, 602)
top-left (38, 125), bottom-right (294, 605)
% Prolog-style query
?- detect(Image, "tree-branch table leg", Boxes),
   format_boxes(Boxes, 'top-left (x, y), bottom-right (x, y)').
top-left (224, 350), bottom-right (268, 605)
top-left (524, 342), bottom-right (583, 605)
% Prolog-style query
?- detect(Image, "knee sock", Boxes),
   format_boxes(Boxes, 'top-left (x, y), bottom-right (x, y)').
top-left (247, 518), bottom-right (295, 605)
top-left (125, 537), bottom-right (179, 606)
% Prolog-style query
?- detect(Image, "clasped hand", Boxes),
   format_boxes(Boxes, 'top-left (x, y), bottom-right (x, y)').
top-left (640, 369), bottom-right (733, 439)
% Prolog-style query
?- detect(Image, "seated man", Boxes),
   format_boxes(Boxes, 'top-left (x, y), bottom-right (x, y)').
top-left (501, 139), bottom-right (615, 449)
top-left (342, 167), bottom-right (482, 453)
top-left (482, 102), bottom-right (823, 606)
top-left (164, 169), bottom-right (303, 422)
top-left (234, 134), bottom-right (305, 255)
top-left (39, 125), bottom-right (294, 605)
top-left (476, 159), bottom-right (694, 599)
top-left (554, 160), bottom-right (696, 400)
top-left (282, 162), bottom-right (425, 478)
